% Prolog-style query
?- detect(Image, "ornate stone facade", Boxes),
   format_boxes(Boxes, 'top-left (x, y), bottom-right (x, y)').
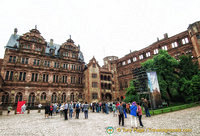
top-left (0, 28), bottom-right (85, 107)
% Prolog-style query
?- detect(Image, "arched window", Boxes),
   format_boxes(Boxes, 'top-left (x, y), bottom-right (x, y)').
top-left (104, 75), bottom-right (107, 81)
top-left (15, 92), bottom-right (23, 104)
top-left (70, 93), bottom-right (74, 102)
top-left (61, 93), bottom-right (66, 103)
top-left (2, 92), bottom-right (9, 105)
top-left (51, 92), bottom-right (57, 103)
top-left (108, 76), bottom-right (111, 81)
top-left (41, 92), bottom-right (46, 101)
top-left (28, 92), bottom-right (35, 106)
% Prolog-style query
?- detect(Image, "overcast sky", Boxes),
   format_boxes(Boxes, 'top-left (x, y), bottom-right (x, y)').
top-left (0, 0), bottom-right (199, 65)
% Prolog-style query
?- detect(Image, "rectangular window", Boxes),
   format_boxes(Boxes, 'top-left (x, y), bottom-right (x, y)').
top-left (43, 74), bottom-right (46, 82)
top-left (5, 71), bottom-right (9, 80)
top-left (56, 75), bottom-right (58, 83)
top-left (54, 62), bottom-right (56, 68)
top-left (23, 72), bottom-right (26, 81)
top-left (62, 76), bottom-right (65, 83)
top-left (92, 82), bottom-right (97, 88)
top-left (9, 56), bottom-right (12, 63)
top-left (154, 49), bottom-right (159, 54)
top-left (182, 37), bottom-right (189, 44)
top-left (92, 93), bottom-right (98, 99)
top-left (35, 73), bottom-right (38, 82)
top-left (172, 42), bottom-right (178, 48)
top-left (65, 76), bottom-right (67, 83)
top-left (34, 59), bottom-right (36, 65)
top-left (25, 58), bottom-right (28, 64)
top-left (146, 52), bottom-right (151, 57)
top-left (128, 59), bottom-right (131, 64)
top-left (31, 73), bottom-right (34, 81)
top-left (22, 58), bottom-right (25, 64)
top-left (44, 61), bottom-right (47, 66)
top-left (92, 73), bottom-right (97, 78)
top-left (37, 60), bottom-right (40, 66)
top-left (13, 56), bottom-right (16, 63)
top-left (53, 75), bottom-right (55, 83)
top-left (10, 71), bottom-right (13, 80)
top-left (47, 61), bottom-right (50, 67)
top-left (162, 45), bottom-right (168, 50)
top-left (57, 63), bottom-right (59, 68)
top-left (19, 72), bottom-right (23, 81)
top-left (133, 57), bottom-right (137, 62)
top-left (139, 55), bottom-right (144, 60)
top-left (46, 74), bottom-right (49, 82)
top-left (72, 53), bottom-right (76, 58)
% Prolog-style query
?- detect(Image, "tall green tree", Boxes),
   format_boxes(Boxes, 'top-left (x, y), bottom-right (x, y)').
top-left (124, 80), bottom-right (139, 103)
top-left (142, 50), bottom-right (179, 102)
top-left (178, 55), bottom-right (199, 102)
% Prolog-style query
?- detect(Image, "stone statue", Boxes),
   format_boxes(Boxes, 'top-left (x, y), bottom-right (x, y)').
top-left (14, 72), bottom-right (18, 81)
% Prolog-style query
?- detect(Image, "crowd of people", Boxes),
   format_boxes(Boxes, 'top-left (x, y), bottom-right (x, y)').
top-left (43, 98), bottom-right (151, 128)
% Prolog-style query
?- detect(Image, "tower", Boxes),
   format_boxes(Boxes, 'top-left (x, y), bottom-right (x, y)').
top-left (188, 21), bottom-right (200, 66)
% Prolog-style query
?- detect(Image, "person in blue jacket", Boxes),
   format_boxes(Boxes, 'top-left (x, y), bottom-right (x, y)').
top-left (130, 101), bottom-right (138, 128)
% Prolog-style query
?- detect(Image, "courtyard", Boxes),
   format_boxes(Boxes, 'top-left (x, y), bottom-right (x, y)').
top-left (0, 106), bottom-right (199, 136)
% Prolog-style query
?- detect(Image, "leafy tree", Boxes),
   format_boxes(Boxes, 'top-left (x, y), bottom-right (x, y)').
top-left (124, 80), bottom-right (139, 103)
top-left (142, 50), bottom-right (179, 102)
top-left (178, 55), bottom-right (199, 80)
top-left (178, 55), bottom-right (199, 103)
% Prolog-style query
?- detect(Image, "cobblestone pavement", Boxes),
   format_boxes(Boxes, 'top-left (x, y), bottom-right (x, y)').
top-left (0, 106), bottom-right (200, 136)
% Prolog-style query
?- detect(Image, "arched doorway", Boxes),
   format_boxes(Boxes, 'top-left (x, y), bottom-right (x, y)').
top-left (105, 93), bottom-right (112, 101)
top-left (28, 92), bottom-right (35, 106)
top-left (15, 92), bottom-right (23, 105)
top-left (2, 92), bottom-right (9, 105)
top-left (51, 92), bottom-right (57, 103)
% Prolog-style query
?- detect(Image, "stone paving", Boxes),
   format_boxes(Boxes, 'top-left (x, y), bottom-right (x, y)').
top-left (0, 106), bottom-right (200, 136)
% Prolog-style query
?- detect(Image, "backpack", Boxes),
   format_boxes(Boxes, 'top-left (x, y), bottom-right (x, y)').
top-left (76, 104), bottom-right (80, 108)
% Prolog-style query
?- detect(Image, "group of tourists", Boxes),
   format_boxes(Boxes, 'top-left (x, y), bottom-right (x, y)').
top-left (43, 98), bottom-right (151, 129)
top-left (44, 101), bottom-right (89, 120)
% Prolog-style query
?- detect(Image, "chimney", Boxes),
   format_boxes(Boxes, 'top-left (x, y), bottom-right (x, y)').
top-left (14, 28), bottom-right (18, 35)
top-left (157, 37), bottom-right (159, 41)
top-left (164, 33), bottom-right (168, 39)
top-left (50, 39), bottom-right (53, 46)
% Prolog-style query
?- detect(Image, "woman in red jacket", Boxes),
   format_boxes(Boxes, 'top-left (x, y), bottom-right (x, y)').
top-left (49, 104), bottom-right (53, 117)
top-left (137, 103), bottom-right (144, 127)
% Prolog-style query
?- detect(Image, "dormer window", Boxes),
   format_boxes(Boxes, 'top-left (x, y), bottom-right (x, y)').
top-left (72, 53), bottom-right (76, 58)
top-left (63, 52), bottom-right (69, 57)
top-left (35, 46), bottom-right (41, 51)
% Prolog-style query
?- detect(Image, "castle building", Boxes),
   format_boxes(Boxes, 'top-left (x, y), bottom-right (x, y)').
top-left (0, 21), bottom-right (200, 106)
top-left (0, 28), bottom-right (85, 107)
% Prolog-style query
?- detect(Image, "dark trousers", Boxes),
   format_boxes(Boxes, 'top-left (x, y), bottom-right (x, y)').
top-left (119, 113), bottom-right (124, 126)
top-left (84, 110), bottom-right (88, 119)
top-left (49, 111), bottom-right (53, 116)
top-left (76, 109), bottom-right (80, 119)
top-left (64, 109), bottom-right (68, 120)
top-left (145, 108), bottom-right (151, 117)
top-left (138, 115), bottom-right (143, 127)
